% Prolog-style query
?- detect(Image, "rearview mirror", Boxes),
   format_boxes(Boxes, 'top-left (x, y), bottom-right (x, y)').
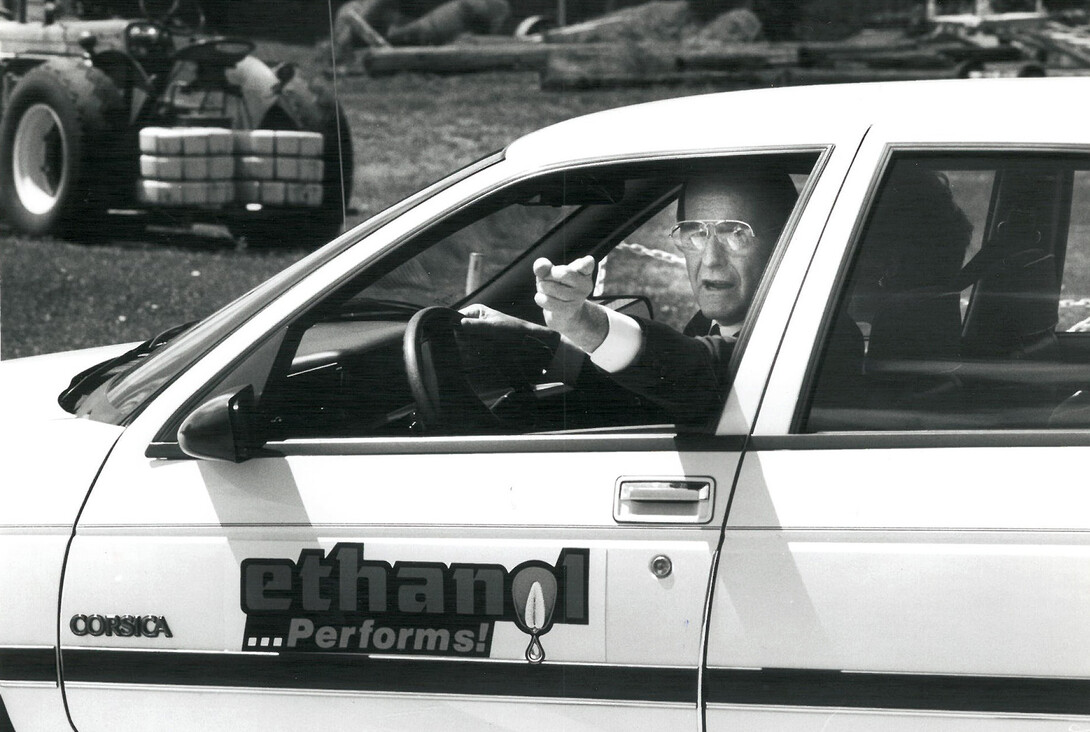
top-left (520, 173), bottom-right (625, 206)
top-left (178, 385), bottom-right (259, 463)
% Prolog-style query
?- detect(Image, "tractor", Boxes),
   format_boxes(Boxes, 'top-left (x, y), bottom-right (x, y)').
top-left (0, 0), bottom-right (354, 246)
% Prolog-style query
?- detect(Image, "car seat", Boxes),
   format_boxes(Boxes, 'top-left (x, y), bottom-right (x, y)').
top-left (961, 247), bottom-right (1060, 361)
top-left (861, 285), bottom-right (965, 427)
top-left (957, 217), bottom-right (1062, 426)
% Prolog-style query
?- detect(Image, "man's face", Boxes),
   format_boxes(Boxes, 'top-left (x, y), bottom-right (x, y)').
top-left (679, 182), bottom-right (778, 325)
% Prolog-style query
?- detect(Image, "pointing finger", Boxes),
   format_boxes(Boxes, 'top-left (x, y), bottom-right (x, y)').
top-left (572, 255), bottom-right (595, 276)
top-left (532, 257), bottom-right (554, 279)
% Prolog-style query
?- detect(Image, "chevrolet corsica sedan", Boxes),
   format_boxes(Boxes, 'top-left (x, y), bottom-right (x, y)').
top-left (4, 78), bottom-right (1090, 731)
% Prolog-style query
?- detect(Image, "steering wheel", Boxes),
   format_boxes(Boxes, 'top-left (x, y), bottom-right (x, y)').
top-left (403, 307), bottom-right (504, 435)
top-left (140, 0), bottom-right (204, 32)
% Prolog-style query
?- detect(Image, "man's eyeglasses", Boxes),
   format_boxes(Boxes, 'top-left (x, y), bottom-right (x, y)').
top-left (669, 219), bottom-right (764, 254)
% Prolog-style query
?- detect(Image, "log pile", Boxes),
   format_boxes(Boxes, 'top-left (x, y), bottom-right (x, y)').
top-left (323, 1), bottom-right (1090, 88)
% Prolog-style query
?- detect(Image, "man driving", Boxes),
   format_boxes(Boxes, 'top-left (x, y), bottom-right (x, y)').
top-left (463, 171), bottom-right (799, 427)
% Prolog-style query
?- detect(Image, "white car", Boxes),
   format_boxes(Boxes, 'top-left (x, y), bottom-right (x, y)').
top-left (3, 77), bottom-right (1090, 731)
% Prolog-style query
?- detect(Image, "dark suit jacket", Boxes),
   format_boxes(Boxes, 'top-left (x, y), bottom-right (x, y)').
top-left (604, 317), bottom-right (734, 429)
top-left (682, 310), bottom-right (716, 337)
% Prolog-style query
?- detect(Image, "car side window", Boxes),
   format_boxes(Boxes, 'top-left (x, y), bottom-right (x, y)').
top-left (193, 153), bottom-right (820, 444)
top-left (259, 168), bottom-right (678, 440)
top-left (805, 152), bottom-right (1090, 432)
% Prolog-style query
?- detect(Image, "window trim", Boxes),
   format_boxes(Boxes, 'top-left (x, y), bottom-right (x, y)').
top-left (752, 431), bottom-right (1090, 450)
top-left (146, 433), bottom-right (747, 459)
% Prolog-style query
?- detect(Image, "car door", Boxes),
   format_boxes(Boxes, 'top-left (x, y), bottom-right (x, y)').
top-left (61, 439), bottom-right (724, 731)
top-left (704, 133), bottom-right (1090, 729)
top-left (54, 148), bottom-right (846, 732)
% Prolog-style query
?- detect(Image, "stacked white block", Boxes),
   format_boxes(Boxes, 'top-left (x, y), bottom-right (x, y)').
top-left (136, 127), bottom-right (324, 208)
top-left (137, 128), bottom-right (235, 206)
top-left (233, 130), bottom-right (324, 207)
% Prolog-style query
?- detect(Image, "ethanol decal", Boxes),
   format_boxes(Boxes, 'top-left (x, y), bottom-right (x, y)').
top-left (240, 544), bottom-right (588, 658)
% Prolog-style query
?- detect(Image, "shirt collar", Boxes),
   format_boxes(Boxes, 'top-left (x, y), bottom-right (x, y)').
top-left (713, 320), bottom-right (743, 338)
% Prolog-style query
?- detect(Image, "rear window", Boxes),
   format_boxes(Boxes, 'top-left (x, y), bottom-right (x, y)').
top-left (805, 152), bottom-right (1090, 431)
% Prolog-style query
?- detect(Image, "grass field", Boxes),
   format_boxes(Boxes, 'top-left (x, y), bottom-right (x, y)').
top-left (0, 69), bottom-right (705, 358)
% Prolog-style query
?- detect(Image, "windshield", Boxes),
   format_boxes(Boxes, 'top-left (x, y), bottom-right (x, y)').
top-left (75, 151), bottom-right (505, 425)
top-left (359, 200), bottom-right (577, 309)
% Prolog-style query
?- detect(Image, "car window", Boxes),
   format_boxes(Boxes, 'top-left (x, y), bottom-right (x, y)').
top-left (804, 152), bottom-right (1090, 432)
top-left (194, 153), bottom-right (820, 443)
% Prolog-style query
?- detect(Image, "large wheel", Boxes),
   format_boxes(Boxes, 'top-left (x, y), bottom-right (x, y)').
top-left (0, 59), bottom-right (127, 239)
top-left (230, 77), bottom-right (354, 249)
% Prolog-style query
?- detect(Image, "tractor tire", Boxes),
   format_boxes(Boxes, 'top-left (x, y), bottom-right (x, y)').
top-left (230, 77), bottom-right (354, 249)
top-left (0, 58), bottom-right (128, 240)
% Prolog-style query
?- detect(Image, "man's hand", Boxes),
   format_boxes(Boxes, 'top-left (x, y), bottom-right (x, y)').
top-left (459, 304), bottom-right (553, 340)
top-left (459, 304), bottom-right (563, 384)
top-left (533, 256), bottom-right (609, 354)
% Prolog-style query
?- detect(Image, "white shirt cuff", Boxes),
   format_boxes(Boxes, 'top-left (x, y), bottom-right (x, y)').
top-left (588, 309), bottom-right (643, 373)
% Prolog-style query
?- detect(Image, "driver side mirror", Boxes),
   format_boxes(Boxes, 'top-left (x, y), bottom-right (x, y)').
top-left (178, 385), bottom-right (260, 463)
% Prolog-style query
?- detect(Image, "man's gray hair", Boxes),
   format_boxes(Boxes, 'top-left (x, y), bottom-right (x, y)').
top-left (678, 170), bottom-right (799, 233)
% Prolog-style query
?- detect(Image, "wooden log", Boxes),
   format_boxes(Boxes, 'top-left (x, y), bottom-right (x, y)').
top-left (334, 0), bottom-right (392, 49)
top-left (540, 58), bottom-right (971, 91)
top-left (386, 0), bottom-right (511, 46)
top-left (540, 42), bottom-right (799, 89)
top-left (540, 67), bottom-right (776, 90)
top-left (363, 44), bottom-right (550, 75)
top-left (933, 43), bottom-right (1027, 63)
top-left (778, 66), bottom-right (967, 84)
top-left (545, 41), bottom-right (798, 72)
top-left (676, 43), bottom-right (800, 70)
top-left (856, 51), bottom-right (960, 69)
top-left (797, 40), bottom-right (927, 66)
top-left (798, 40), bottom-right (1026, 69)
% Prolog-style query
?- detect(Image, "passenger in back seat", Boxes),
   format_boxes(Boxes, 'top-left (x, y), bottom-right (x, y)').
top-left (807, 165), bottom-right (974, 427)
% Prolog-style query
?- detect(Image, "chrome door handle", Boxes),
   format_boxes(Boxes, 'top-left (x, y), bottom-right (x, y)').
top-left (621, 481), bottom-right (710, 502)
top-left (615, 477), bottom-right (714, 524)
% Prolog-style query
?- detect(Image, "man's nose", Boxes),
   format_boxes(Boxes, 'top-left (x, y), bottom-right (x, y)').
top-left (701, 237), bottom-right (731, 267)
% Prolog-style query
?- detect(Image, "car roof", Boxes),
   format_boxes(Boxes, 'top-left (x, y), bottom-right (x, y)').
top-left (504, 77), bottom-right (1090, 170)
